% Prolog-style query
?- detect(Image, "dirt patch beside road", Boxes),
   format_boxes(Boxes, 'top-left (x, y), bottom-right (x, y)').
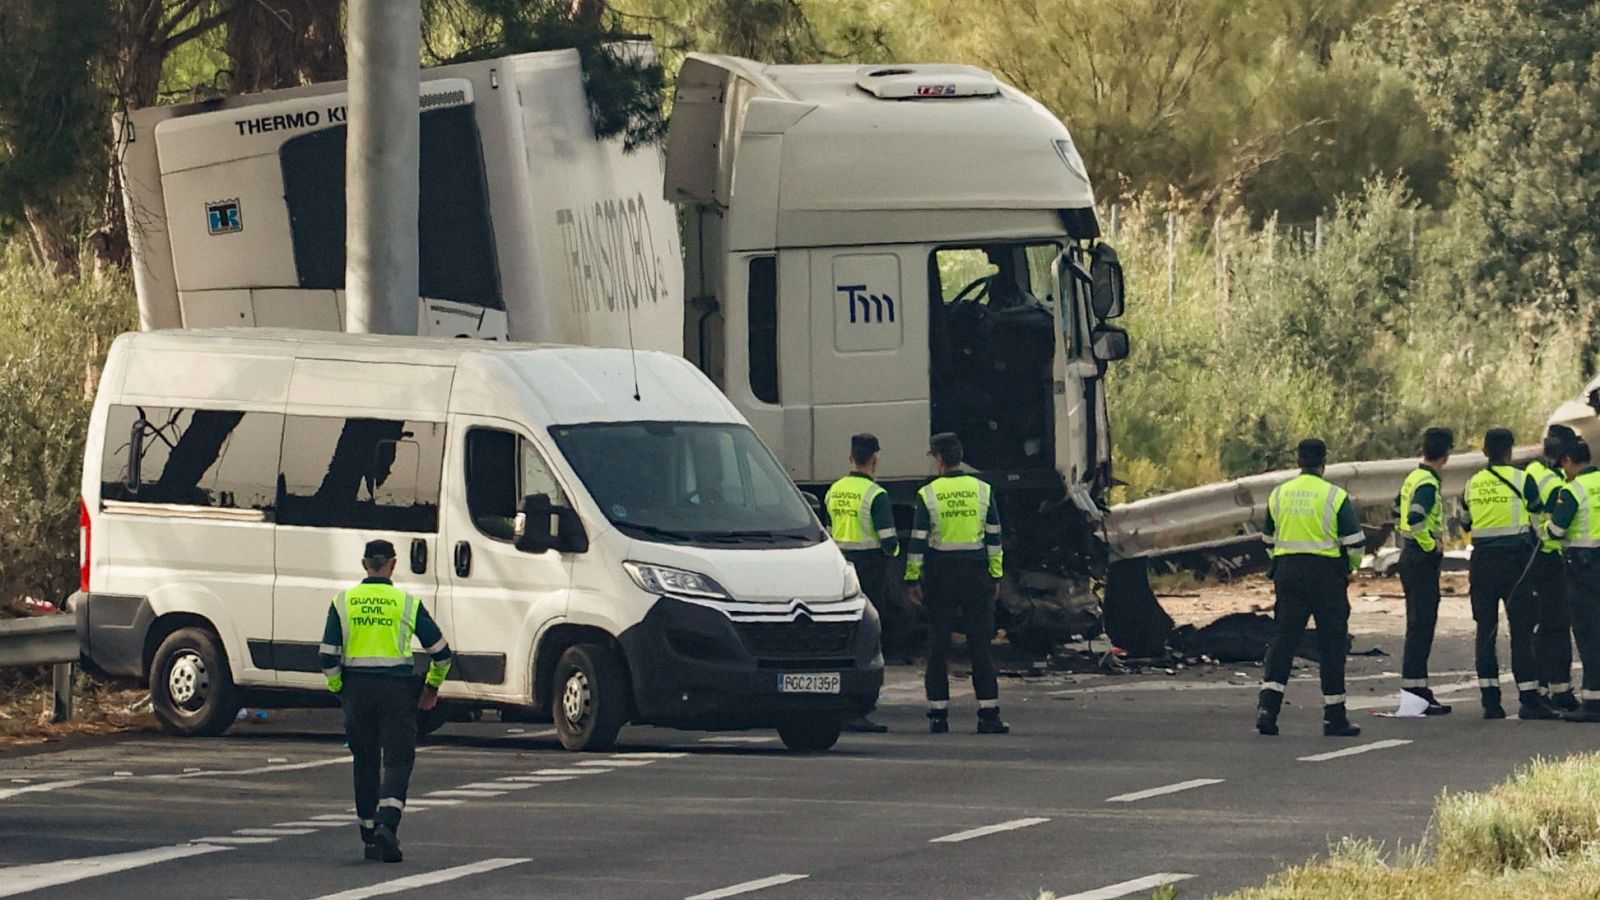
top-left (0, 671), bottom-right (155, 751)
top-left (1156, 572), bottom-right (1475, 640)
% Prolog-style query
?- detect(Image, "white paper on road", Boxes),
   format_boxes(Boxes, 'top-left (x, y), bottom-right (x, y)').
top-left (1380, 690), bottom-right (1430, 718)
top-left (0, 843), bottom-right (230, 897)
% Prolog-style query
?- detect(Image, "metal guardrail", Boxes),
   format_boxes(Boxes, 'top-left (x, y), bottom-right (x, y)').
top-left (0, 616), bottom-right (80, 722)
top-left (1107, 446), bottom-right (1538, 560)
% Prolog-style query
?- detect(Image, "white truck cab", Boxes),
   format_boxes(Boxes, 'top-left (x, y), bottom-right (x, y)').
top-left (74, 329), bottom-right (882, 751)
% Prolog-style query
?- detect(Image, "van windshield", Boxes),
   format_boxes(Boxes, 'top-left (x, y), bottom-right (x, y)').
top-left (550, 422), bottom-right (823, 547)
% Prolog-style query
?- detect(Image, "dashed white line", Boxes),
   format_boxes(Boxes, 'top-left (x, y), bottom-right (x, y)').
top-left (929, 817), bottom-right (1050, 844)
top-left (461, 781), bottom-right (536, 791)
top-left (400, 799), bottom-right (463, 808)
top-left (686, 873), bottom-right (810, 899)
top-left (498, 775), bottom-right (576, 783)
top-left (0, 843), bottom-right (230, 897)
top-left (309, 857), bottom-right (532, 900)
top-left (1106, 779), bottom-right (1224, 803)
top-left (1056, 873), bottom-right (1196, 900)
top-left (274, 821), bottom-right (350, 828)
top-left (424, 789), bottom-right (505, 798)
top-left (312, 814), bottom-right (357, 821)
top-left (579, 759), bottom-right (654, 767)
top-left (195, 836), bottom-right (279, 845)
top-left (612, 752), bottom-right (689, 759)
top-left (698, 736), bottom-right (777, 744)
top-left (0, 756), bottom-right (353, 801)
top-left (533, 768), bottom-right (607, 776)
top-left (1298, 739), bottom-right (1412, 762)
top-left (233, 828), bottom-right (317, 837)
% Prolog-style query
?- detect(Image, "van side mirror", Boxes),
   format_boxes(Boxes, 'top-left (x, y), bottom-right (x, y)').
top-left (515, 493), bottom-right (588, 554)
top-left (1090, 324), bottom-right (1130, 363)
top-left (803, 492), bottom-right (823, 519)
top-left (1090, 243), bottom-right (1125, 319)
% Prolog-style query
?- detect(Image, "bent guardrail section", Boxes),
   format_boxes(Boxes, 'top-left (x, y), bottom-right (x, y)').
top-left (0, 616), bottom-right (80, 721)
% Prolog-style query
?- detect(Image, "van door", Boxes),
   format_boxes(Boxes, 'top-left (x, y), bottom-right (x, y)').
top-left (807, 247), bottom-right (930, 482)
top-left (440, 417), bottom-right (573, 704)
top-left (270, 414), bottom-right (447, 689)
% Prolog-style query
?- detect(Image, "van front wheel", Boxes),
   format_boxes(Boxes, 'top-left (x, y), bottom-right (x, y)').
top-left (150, 628), bottom-right (240, 737)
top-left (777, 713), bottom-right (843, 752)
top-left (553, 643), bottom-right (627, 751)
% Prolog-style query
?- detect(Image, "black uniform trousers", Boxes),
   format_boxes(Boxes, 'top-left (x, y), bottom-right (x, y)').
top-left (1397, 543), bottom-right (1443, 683)
top-left (341, 673), bottom-right (420, 833)
top-left (1263, 555), bottom-right (1349, 701)
top-left (1564, 550), bottom-right (1600, 698)
top-left (844, 549), bottom-right (902, 656)
top-left (1469, 544), bottom-right (1539, 692)
top-left (1531, 550), bottom-right (1574, 690)
top-left (923, 557), bottom-right (999, 705)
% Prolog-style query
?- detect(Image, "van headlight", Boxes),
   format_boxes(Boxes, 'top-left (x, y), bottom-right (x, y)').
top-left (624, 561), bottom-right (732, 600)
top-left (842, 562), bottom-right (863, 599)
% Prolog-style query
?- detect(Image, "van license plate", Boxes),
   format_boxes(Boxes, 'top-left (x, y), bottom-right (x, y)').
top-left (778, 673), bottom-right (840, 694)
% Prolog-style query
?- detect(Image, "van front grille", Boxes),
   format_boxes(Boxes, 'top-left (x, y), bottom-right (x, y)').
top-left (735, 620), bottom-right (857, 658)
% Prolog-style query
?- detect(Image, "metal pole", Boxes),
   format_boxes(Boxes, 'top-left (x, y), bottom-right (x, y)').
top-left (52, 662), bottom-right (73, 723)
top-left (345, 0), bottom-right (421, 335)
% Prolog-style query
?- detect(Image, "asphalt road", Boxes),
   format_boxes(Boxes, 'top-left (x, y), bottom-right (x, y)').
top-left (2, 629), bottom-right (1595, 900)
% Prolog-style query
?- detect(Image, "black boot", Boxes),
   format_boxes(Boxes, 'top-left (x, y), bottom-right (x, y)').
top-left (371, 823), bottom-right (402, 863)
top-left (976, 707), bottom-right (1010, 734)
top-left (1322, 703), bottom-right (1361, 737)
top-left (1405, 686), bottom-right (1452, 716)
top-left (1482, 687), bottom-right (1506, 720)
top-left (1518, 690), bottom-right (1561, 720)
top-left (361, 824), bottom-right (380, 861)
top-left (1255, 689), bottom-right (1282, 736)
top-left (843, 715), bottom-right (889, 734)
top-left (1565, 700), bottom-right (1600, 723)
top-left (927, 708), bottom-right (949, 734)
top-left (1551, 690), bottom-right (1580, 713)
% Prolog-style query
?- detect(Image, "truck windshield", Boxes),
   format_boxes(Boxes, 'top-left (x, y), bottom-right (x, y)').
top-left (550, 422), bottom-right (823, 547)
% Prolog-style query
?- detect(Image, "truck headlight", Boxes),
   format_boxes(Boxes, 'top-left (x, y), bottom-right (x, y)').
top-left (842, 562), bottom-right (863, 600)
top-left (624, 561), bottom-right (732, 600)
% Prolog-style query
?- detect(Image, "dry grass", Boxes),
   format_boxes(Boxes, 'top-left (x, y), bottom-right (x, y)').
top-left (1224, 754), bottom-right (1600, 899)
top-left (0, 669), bottom-right (155, 750)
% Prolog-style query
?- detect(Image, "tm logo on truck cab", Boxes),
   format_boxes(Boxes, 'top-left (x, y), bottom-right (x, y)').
top-left (838, 284), bottom-right (895, 324)
top-left (206, 199), bottom-right (242, 235)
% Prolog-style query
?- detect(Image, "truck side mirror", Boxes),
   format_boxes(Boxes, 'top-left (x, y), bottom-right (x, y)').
top-left (1090, 243), bottom-right (1125, 320)
top-left (515, 493), bottom-right (588, 554)
top-left (1090, 324), bottom-right (1130, 363)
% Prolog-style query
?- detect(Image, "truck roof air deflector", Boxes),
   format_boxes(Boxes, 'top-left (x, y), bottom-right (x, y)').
top-left (855, 65), bottom-right (1001, 100)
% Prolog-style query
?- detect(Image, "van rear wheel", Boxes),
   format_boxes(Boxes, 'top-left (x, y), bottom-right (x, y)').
top-left (777, 713), bottom-right (843, 752)
top-left (150, 628), bottom-right (240, 737)
top-left (553, 643), bottom-right (627, 751)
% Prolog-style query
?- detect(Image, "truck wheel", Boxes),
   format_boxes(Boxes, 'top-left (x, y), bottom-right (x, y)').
top-left (777, 713), bottom-right (843, 752)
top-left (150, 628), bottom-right (240, 737)
top-left (553, 643), bottom-right (627, 751)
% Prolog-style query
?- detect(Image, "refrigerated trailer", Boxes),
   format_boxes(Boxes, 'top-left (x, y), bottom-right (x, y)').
top-left (118, 47), bottom-right (1130, 649)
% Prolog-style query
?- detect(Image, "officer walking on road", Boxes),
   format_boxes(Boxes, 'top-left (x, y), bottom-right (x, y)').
top-left (1528, 425), bottom-right (1580, 712)
top-left (1461, 429), bottom-right (1555, 720)
top-left (825, 433), bottom-right (901, 734)
top-left (320, 540), bottom-right (453, 862)
top-left (905, 433), bottom-right (1008, 735)
top-left (1545, 441), bottom-right (1600, 722)
top-left (1395, 427), bottom-right (1454, 715)
top-left (1255, 438), bottom-right (1366, 738)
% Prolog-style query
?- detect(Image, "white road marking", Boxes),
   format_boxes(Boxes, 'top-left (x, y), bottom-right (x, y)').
top-left (929, 817), bottom-right (1050, 843)
top-left (195, 836), bottom-right (280, 845)
top-left (275, 821), bottom-right (350, 828)
top-left (460, 781), bottom-right (535, 791)
top-left (533, 768), bottom-right (607, 776)
top-left (1051, 670), bottom-right (1407, 697)
top-left (685, 873), bottom-right (810, 899)
top-left (402, 798), bottom-right (463, 807)
top-left (234, 828), bottom-right (317, 836)
top-left (312, 814), bottom-right (357, 821)
top-left (425, 789), bottom-right (505, 798)
top-left (1055, 873), bottom-right (1196, 900)
top-left (698, 736), bottom-right (777, 744)
top-left (498, 776), bottom-right (575, 783)
top-left (1105, 779), bottom-right (1224, 803)
top-left (496, 728), bottom-right (558, 740)
top-left (0, 843), bottom-right (230, 897)
top-left (309, 857), bottom-right (532, 900)
top-left (0, 756), bottom-right (354, 802)
top-left (612, 752), bottom-right (688, 759)
top-left (579, 758), bottom-right (654, 767)
top-left (1298, 739), bottom-right (1412, 762)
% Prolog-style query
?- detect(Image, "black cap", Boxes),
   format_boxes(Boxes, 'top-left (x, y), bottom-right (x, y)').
top-left (363, 539), bottom-right (397, 561)
top-left (1296, 438), bottom-right (1328, 469)
top-left (1484, 428), bottom-right (1515, 457)
top-left (851, 433), bottom-right (881, 460)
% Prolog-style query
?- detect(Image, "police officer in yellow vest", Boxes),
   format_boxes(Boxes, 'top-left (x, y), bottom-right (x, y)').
top-left (1528, 425), bottom-right (1580, 711)
top-left (1395, 427), bottom-right (1454, 715)
top-left (320, 540), bottom-right (453, 862)
top-left (1256, 439), bottom-right (1366, 738)
top-left (905, 433), bottom-right (1008, 734)
top-left (1546, 440), bottom-right (1600, 721)
top-left (825, 433), bottom-right (901, 734)
top-left (1461, 429), bottom-right (1555, 720)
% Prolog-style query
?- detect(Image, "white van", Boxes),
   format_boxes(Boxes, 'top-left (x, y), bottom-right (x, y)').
top-left (73, 329), bottom-right (882, 752)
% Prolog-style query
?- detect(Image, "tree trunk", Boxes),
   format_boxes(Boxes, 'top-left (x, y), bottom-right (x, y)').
top-left (227, 0), bottom-right (346, 93)
top-left (571, 0), bottom-right (608, 26)
top-left (25, 204), bottom-right (76, 276)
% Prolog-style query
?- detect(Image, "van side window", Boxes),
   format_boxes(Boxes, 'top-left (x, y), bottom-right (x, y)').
top-left (277, 416), bottom-right (445, 533)
top-left (747, 256), bottom-right (779, 404)
top-left (465, 428), bottom-right (564, 542)
top-left (100, 405), bottom-right (282, 514)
